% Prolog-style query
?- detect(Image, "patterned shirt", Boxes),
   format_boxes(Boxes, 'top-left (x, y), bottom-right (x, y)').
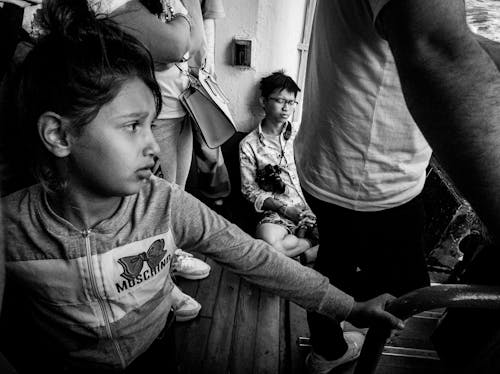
top-left (239, 121), bottom-right (309, 213)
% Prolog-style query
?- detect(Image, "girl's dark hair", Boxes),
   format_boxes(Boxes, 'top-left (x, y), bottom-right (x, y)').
top-left (259, 70), bottom-right (301, 98)
top-left (16, 0), bottom-right (162, 191)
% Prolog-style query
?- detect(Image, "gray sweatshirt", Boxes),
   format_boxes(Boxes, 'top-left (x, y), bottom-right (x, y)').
top-left (2, 176), bottom-right (354, 370)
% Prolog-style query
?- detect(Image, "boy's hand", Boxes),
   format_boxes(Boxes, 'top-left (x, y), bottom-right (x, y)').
top-left (283, 206), bottom-right (303, 223)
top-left (346, 293), bottom-right (404, 330)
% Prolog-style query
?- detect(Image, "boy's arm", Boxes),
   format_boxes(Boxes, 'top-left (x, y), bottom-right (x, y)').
top-left (378, 0), bottom-right (500, 240)
top-left (239, 141), bottom-right (303, 221)
top-left (239, 141), bottom-right (273, 211)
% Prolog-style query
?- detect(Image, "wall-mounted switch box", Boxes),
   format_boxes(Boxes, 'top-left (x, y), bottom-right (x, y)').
top-left (233, 38), bottom-right (252, 67)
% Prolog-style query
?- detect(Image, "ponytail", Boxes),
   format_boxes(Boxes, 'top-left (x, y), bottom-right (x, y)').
top-left (38, 0), bottom-right (97, 42)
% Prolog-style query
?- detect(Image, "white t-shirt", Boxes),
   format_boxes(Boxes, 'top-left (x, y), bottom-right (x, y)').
top-left (294, 0), bottom-right (432, 212)
top-left (155, 63), bottom-right (189, 119)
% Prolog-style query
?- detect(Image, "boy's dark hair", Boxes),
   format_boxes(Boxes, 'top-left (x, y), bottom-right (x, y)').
top-left (14, 0), bottom-right (162, 192)
top-left (259, 70), bottom-right (300, 98)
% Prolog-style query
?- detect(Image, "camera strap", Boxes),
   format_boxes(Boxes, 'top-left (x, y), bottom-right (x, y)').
top-left (278, 122), bottom-right (292, 166)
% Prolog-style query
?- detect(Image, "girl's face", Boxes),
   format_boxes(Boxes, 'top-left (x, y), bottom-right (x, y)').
top-left (67, 78), bottom-right (160, 198)
top-left (263, 88), bottom-right (297, 124)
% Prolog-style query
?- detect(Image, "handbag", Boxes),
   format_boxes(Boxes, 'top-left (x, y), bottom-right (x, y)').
top-left (179, 67), bottom-right (237, 148)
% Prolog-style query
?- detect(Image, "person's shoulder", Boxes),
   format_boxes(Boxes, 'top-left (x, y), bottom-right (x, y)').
top-left (139, 176), bottom-right (172, 196)
top-left (1, 184), bottom-right (42, 220)
top-left (137, 176), bottom-right (187, 204)
top-left (239, 128), bottom-right (259, 147)
top-left (2, 184), bottom-right (40, 203)
top-left (289, 121), bottom-right (301, 136)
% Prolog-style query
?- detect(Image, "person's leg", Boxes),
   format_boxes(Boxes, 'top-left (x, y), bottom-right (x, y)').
top-left (170, 283), bottom-right (201, 322)
top-left (152, 117), bottom-right (184, 185)
top-left (357, 195), bottom-right (429, 300)
top-left (256, 222), bottom-right (311, 258)
top-left (124, 311), bottom-right (178, 373)
top-left (174, 116), bottom-right (193, 189)
top-left (303, 191), bottom-right (360, 360)
top-left (153, 116), bottom-right (203, 321)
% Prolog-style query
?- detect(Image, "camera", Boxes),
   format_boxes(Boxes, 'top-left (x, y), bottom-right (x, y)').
top-left (256, 164), bottom-right (286, 194)
top-left (295, 222), bottom-right (319, 247)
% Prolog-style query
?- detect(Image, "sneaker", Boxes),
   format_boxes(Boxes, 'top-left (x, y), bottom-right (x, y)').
top-left (172, 249), bottom-right (211, 280)
top-left (305, 332), bottom-right (365, 374)
top-left (342, 321), bottom-right (369, 335)
top-left (171, 285), bottom-right (201, 322)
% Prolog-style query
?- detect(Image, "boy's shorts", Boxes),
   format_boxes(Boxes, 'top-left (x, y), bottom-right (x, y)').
top-left (258, 211), bottom-right (299, 234)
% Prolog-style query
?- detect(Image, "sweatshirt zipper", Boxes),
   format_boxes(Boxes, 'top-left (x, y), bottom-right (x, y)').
top-left (82, 229), bottom-right (126, 367)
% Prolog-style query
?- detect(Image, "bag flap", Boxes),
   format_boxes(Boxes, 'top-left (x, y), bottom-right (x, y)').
top-left (197, 69), bottom-right (236, 127)
top-left (180, 88), bottom-right (236, 148)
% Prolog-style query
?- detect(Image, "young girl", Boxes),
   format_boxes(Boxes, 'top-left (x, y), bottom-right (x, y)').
top-left (1, 0), bottom-right (402, 372)
top-left (106, 0), bottom-right (213, 321)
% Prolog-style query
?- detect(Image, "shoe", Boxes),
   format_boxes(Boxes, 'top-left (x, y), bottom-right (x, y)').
top-left (342, 321), bottom-right (369, 335)
top-left (171, 285), bottom-right (201, 322)
top-left (172, 249), bottom-right (211, 280)
top-left (305, 332), bottom-right (365, 373)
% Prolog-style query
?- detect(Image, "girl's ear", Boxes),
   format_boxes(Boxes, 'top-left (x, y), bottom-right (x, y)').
top-left (259, 96), bottom-right (266, 108)
top-left (38, 112), bottom-right (72, 158)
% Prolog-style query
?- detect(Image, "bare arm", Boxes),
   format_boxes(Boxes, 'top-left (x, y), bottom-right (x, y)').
top-left (475, 33), bottom-right (500, 71)
top-left (111, 1), bottom-right (191, 64)
top-left (181, 0), bottom-right (205, 57)
top-left (378, 0), bottom-right (500, 239)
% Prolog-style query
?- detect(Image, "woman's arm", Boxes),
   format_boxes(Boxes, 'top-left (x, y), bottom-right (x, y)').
top-left (181, 0), bottom-right (205, 58)
top-left (110, 0), bottom-right (191, 64)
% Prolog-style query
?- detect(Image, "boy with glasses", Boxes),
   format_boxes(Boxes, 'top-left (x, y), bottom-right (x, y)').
top-left (239, 71), bottom-right (318, 263)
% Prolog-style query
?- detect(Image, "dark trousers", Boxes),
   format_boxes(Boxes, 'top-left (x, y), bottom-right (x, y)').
top-left (30, 311), bottom-right (178, 374)
top-left (124, 310), bottom-right (178, 373)
top-left (304, 191), bottom-right (430, 359)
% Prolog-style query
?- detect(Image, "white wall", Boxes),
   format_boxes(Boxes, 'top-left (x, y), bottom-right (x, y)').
top-left (215, 0), bottom-right (307, 133)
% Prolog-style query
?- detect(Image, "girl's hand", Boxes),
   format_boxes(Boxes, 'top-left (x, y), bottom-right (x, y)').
top-left (346, 293), bottom-right (405, 330)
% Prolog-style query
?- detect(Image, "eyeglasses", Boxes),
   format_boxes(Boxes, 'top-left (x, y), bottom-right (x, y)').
top-left (268, 97), bottom-right (299, 106)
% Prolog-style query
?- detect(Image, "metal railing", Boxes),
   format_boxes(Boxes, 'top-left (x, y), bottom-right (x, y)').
top-left (354, 284), bottom-right (500, 374)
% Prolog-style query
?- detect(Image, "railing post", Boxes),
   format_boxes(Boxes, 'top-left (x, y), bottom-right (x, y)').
top-left (352, 327), bottom-right (391, 374)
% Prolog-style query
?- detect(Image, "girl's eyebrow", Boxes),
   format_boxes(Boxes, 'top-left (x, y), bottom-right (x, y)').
top-left (113, 111), bottom-right (152, 120)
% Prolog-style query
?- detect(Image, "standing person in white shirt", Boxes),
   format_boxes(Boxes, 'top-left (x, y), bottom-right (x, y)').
top-left (295, 0), bottom-right (500, 372)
